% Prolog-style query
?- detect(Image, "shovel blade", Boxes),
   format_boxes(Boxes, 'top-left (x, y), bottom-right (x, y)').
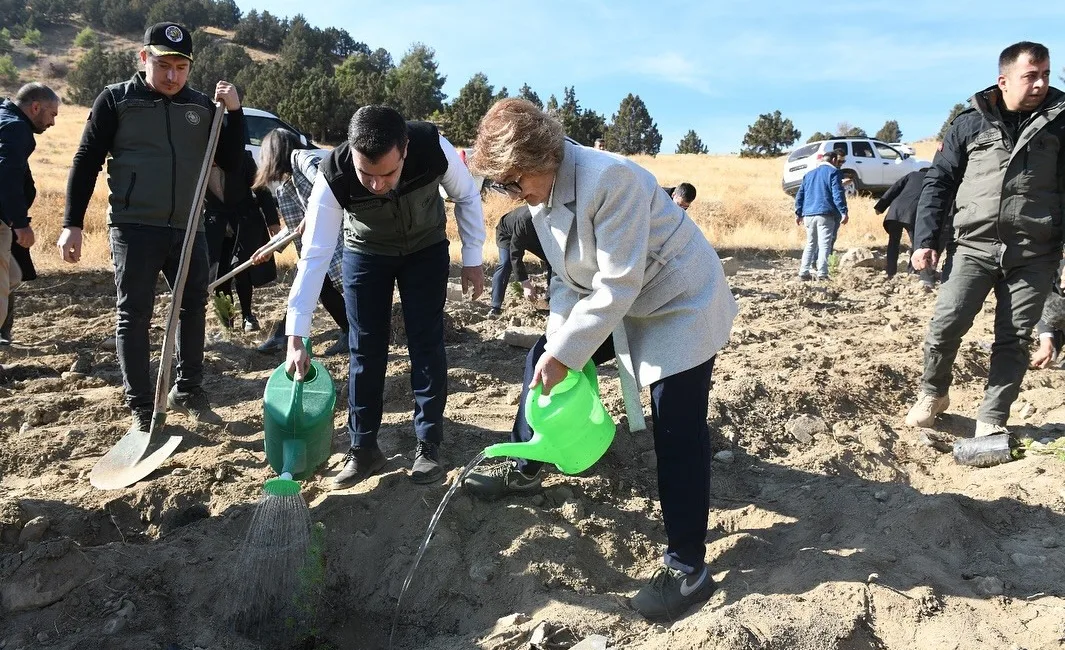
top-left (90, 423), bottom-right (183, 490)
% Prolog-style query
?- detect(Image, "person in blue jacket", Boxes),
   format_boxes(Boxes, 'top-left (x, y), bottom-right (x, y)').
top-left (794, 150), bottom-right (848, 280)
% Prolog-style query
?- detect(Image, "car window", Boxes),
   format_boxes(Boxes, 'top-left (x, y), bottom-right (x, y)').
top-left (831, 142), bottom-right (848, 156)
top-left (787, 143), bottom-right (820, 162)
top-left (245, 115), bottom-right (289, 146)
top-left (852, 141), bottom-right (875, 158)
top-left (874, 142), bottom-right (901, 160)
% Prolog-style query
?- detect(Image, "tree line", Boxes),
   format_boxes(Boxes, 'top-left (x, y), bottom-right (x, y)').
top-left (6, 0), bottom-right (701, 153)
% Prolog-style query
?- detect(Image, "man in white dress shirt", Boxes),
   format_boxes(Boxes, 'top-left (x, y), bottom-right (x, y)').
top-left (285, 105), bottom-right (485, 487)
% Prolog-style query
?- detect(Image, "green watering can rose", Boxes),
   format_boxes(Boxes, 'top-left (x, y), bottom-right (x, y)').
top-left (262, 338), bottom-right (336, 483)
top-left (484, 359), bottom-right (616, 474)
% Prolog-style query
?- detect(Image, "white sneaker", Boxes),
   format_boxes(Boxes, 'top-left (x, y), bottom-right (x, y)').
top-left (974, 421), bottom-right (1008, 437)
top-left (904, 393), bottom-right (950, 427)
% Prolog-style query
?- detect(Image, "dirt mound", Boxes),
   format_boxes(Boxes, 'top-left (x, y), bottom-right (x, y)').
top-left (2, 260), bottom-right (1065, 650)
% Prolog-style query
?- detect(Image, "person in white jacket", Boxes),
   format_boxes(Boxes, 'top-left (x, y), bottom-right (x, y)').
top-left (463, 98), bottom-right (738, 623)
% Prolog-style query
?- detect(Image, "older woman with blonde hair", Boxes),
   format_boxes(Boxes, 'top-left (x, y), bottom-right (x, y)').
top-left (462, 98), bottom-right (738, 622)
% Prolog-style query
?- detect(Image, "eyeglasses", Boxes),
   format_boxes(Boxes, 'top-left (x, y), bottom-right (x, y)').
top-left (488, 177), bottom-right (523, 197)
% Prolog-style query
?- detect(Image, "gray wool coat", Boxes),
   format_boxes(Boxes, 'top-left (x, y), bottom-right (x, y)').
top-left (530, 140), bottom-right (738, 419)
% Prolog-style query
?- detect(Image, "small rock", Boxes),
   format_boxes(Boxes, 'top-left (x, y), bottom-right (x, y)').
top-left (973, 575), bottom-right (1005, 596)
top-left (18, 422), bottom-right (29, 435)
top-left (530, 621), bottom-right (550, 646)
top-left (1041, 536), bottom-right (1058, 549)
top-left (71, 350), bottom-right (93, 374)
top-left (1011, 553), bottom-right (1047, 568)
top-left (501, 327), bottom-right (542, 349)
top-left (883, 322), bottom-right (897, 334)
top-left (820, 533), bottom-right (832, 542)
top-left (18, 516), bottom-right (49, 546)
top-left (530, 494), bottom-right (546, 507)
top-left (571, 635), bottom-right (610, 650)
top-left (719, 257), bottom-right (740, 276)
top-left (786, 414), bottom-right (827, 445)
top-left (36, 632), bottom-right (49, 644)
top-left (838, 247), bottom-right (886, 270)
top-left (445, 281), bottom-right (466, 302)
top-left (496, 612), bottom-right (530, 627)
top-left (713, 450), bottom-right (735, 464)
top-left (61, 371), bottom-right (85, 381)
top-left (874, 491), bottom-right (889, 502)
top-left (917, 430), bottom-right (954, 453)
top-left (100, 337), bottom-right (118, 351)
top-left (469, 559), bottom-right (495, 584)
top-left (640, 450), bottom-right (657, 470)
top-left (546, 486), bottom-right (574, 505)
top-left (560, 500), bottom-right (585, 524)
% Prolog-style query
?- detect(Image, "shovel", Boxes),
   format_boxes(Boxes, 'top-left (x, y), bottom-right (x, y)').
top-left (90, 102), bottom-right (226, 490)
top-left (207, 228), bottom-right (300, 292)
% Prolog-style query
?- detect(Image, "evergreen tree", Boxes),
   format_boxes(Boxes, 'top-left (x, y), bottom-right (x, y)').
top-left (67, 45), bottom-right (136, 105)
top-left (388, 43), bottom-right (446, 120)
top-left (445, 72), bottom-right (496, 145)
top-left (517, 82), bottom-right (542, 109)
top-left (278, 69), bottom-right (338, 142)
top-left (806, 131), bottom-right (834, 143)
top-left (740, 110), bottom-right (800, 157)
top-left (675, 129), bottom-right (708, 154)
top-left (938, 102), bottom-right (967, 139)
top-left (188, 36), bottom-right (252, 97)
top-left (147, 0), bottom-right (209, 33)
top-left (875, 120), bottom-right (902, 142)
top-left (835, 122), bottom-right (866, 137)
top-left (605, 93), bottom-right (662, 155)
top-left (547, 86), bottom-right (605, 146)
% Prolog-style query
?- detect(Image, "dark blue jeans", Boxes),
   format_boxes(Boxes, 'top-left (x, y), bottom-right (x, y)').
top-left (343, 240), bottom-right (449, 449)
top-left (512, 335), bottom-right (716, 570)
top-left (109, 224), bottom-right (209, 411)
top-left (490, 245), bottom-right (512, 311)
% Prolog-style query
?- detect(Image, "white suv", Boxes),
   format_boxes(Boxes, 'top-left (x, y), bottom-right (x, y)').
top-left (782, 138), bottom-right (931, 196)
top-left (243, 107), bottom-right (330, 163)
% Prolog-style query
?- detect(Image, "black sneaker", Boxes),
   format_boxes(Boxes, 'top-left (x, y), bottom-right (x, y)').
top-left (630, 564), bottom-right (716, 622)
top-left (243, 316), bottom-right (260, 333)
top-left (131, 408), bottom-right (153, 432)
top-left (322, 331), bottom-right (350, 356)
top-left (463, 460), bottom-right (543, 500)
top-left (167, 386), bottom-right (223, 424)
top-left (410, 441), bottom-right (443, 484)
top-left (333, 446), bottom-right (386, 487)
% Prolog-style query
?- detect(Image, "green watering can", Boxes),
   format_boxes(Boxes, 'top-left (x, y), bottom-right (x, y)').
top-left (262, 338), bottom-right (336, 484)
top-left (484, 360), bottom-right (616, 475)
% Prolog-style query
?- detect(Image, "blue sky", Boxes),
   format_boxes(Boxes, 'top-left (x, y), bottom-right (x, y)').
top-left (245, 1), bottom-right (1065, 153)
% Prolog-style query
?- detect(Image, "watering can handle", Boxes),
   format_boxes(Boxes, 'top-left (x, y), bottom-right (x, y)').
top-left (283, 336), bottom-right (313, 430)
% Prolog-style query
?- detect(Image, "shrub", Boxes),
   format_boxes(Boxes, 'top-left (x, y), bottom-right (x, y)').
top-left (0, 28), bottom-right (11, 54)
top-left (22, 28), bottom-right (42, 48)
top-left (0, 54), bottom-right (18, 84)
top-left (73, 27), bottom-right (97, 48)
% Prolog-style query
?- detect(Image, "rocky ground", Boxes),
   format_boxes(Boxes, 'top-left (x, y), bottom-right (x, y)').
top-left (2, 252), bottom-right (1065, 650)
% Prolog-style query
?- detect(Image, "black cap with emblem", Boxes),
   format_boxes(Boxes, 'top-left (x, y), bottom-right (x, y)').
top-left (143, 22), bottom-right (193, 62)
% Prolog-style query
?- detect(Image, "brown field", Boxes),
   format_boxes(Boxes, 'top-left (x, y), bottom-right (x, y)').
top-left (26, 110), bottom-right (940, 272)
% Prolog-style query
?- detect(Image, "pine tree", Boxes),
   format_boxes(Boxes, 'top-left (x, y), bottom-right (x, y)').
top-left (277, 69), bottom-right (338, 142)
top-left (875, 120), bottom-right (902, 142)
top-left (806, 131), bottom-right (834, 143)
top-left (445, 72), bottom-right (497, 146)
top-left (517, 83), bottom-right (542, 109)
top-left (604, 94), bottom-right (662, 155)
top-left (388, 42), bottom-right (446, 120)
top-left (938, 103), bottom-right (967, 139)
top-left (740, 110), bottom-right (800, 157)
top-left (675, 129), bottom-right (708, 154)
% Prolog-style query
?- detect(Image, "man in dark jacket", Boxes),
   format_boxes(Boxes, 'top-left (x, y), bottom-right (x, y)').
top-left (57, 22), bottom-right (245, 433)
top-left (874, 168), bottom-right (933, 283)
top-left (0, 83), bottom-right (59, 344)
top-left (795, 150), bottom-right (848, 280)
top-left (284, 105), bottom-right (486, 487)
top-left (490, 205), bottom-right (549, 316)
top-left (906, 41), bottom-right (1065, 437)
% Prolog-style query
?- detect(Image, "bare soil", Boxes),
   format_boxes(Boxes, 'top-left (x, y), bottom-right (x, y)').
top-left (2, 256), bottom-right (1065, 650)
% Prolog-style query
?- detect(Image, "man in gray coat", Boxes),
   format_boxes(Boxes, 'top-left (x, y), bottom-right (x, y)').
top-left (906, 41), bottom-right (1065, 436)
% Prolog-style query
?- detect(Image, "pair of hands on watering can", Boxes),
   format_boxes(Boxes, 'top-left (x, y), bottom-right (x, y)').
top-left (532, 353), bottom-right (569, 395)
top-left (286, 337), bottom-right (311, 381)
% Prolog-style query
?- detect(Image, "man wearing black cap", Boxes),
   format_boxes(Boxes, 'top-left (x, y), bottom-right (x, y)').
top-left (58, 22), bottom-right (246, 433)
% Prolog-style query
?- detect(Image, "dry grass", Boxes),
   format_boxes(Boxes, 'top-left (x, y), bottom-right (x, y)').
top-left (27, 112), bottom-right (941, 273)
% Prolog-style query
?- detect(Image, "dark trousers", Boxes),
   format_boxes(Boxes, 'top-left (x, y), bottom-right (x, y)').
top-left (884, 221), bottom-right (914, 277)
top-left (109, 224), bottom-right (209, 411)
top-left (343, 240), bottom-right (449, 449)
top-left (922, 251), bottom-right (1057, 424)
top-left (490, 245), bottom-right (512, 311)
top-left (513, 335), bottom-right (716, 570)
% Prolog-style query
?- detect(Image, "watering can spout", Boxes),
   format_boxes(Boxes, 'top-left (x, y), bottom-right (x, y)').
top-left (483, 434), bottom-right (554, 465)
